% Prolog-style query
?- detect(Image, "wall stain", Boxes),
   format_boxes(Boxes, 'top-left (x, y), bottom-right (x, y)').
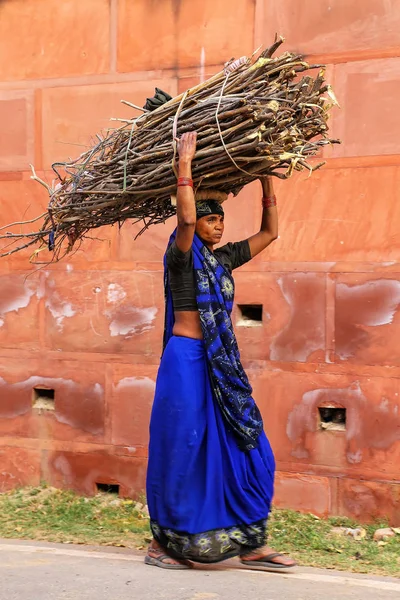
top-left (286, 383), bottom-right (400, 464)
top-left (335, 279), bottom-right (400, 360)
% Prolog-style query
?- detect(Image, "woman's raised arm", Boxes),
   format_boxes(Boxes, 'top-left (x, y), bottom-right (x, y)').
top-left (175, 131), bottom-right (198, 253)
top-left (247, 176), bottom-right (278, 259)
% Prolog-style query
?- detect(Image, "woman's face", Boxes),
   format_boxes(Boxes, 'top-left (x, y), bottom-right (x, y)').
top-left (195, 214), bottom-right (224, 247)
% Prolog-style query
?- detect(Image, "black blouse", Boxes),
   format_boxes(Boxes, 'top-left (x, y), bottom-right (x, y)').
top-left (166, 240), bottom-right (251, 312)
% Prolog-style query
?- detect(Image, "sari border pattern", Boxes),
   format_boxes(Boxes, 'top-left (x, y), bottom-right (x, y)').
top-left (150, 518), bottom-right (267, 563)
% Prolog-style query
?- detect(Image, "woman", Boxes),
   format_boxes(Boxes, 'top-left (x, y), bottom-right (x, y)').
top-left (145, 131), bottom-right (296, 571)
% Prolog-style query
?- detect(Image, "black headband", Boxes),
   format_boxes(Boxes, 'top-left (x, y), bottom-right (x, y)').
top-left (196, 200), bottom-right (224, 220)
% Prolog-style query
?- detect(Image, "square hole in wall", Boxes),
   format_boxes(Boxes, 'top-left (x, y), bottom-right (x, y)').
top-left (237, 304), bottom-right (263, 327)
top-left (318, 406), bottom-right (346, 431)
top-left (96, 483), bottom-right (120, 495)
top-left (32, 388), bottom-right (55, 411)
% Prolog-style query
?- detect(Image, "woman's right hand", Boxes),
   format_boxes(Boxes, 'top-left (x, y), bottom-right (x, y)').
top-left (177, 131), bottom-right (197, 164)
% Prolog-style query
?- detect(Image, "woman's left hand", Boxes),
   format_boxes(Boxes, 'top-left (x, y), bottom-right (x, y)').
top-left (177, 131), bottom-right (197, 164)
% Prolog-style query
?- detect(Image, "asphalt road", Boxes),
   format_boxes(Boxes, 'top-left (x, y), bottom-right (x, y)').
top-left (0, 539), bottom-right (399, 600)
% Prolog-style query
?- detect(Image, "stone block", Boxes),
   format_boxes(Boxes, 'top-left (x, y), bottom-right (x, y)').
top-left (0, 357), bottom-right (106, 444)
top-left (118, 0), bottom-right (255, 72)
top-left (44, 450), bottom-right (147, 497)
top-left (0, 173), bottom-right (24, 182)
top-left (256, 0), bottom-right (400, 57)
top-left (335, 274), bottom-right (400, 365)
top-left (0, 179), bottom-right (48, 266)
top-left (0, 272), bottom-right (41, 351)
top-left (41, 78), bottom-right (178, 167)
top-left (176, 0), bottom-right (255, 69)
top-left (332, 58), bottom-right (400, 157)
top-left (234, 271), bottom-right (326, 363)
top-left (0, 91), bottom-right (35, 171)
top-left (110, 363), bottom-right (157, 447)
top-left (337, 479), bottom-right (400, 524)
top-left (0, 0), bottom-right (110, 80)
top-left (264, 165), bottom-right (400, 264)
top-left (42, 270), bottom-right (164, 357)
top-left (59, 227), bottom-right (113, 266)
top-left (0, 447), bottom-right (41, 491)
top-left (274, 472), bottom-right (331, 517)
top-left (249, 369), bottom-right (400, 480)
top-left (114, 218), bottom-right (175, 264)
top-left (178, 65), bottom-right (225, 94)
top-left (117, 0), bottom-right (176, 72)
top-left (248, 369), bottom-right (324, 464)
top-left (223, 182), bottom-right (262, 256)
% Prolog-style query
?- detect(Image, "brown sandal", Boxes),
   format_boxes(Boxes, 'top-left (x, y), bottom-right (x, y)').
top-left (144, 553), bottom-right (192, 570)
top-left (241, 552), bottom-right (297, 572)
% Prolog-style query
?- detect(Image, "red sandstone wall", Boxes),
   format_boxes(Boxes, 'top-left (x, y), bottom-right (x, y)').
top-left (0, 0), bottom-right (400, 523)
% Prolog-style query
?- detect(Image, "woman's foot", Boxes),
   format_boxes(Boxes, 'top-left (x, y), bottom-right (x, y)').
top-left (145, 540), bottom-right (192, 570)
top-left (240, 546), bottom-right (296, 571)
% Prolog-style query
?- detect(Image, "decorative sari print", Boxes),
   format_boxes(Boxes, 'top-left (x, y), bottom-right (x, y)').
top-left (163, 231), bottom-right (263, 451)
top-left (150, 518), bottom-right (267, 563)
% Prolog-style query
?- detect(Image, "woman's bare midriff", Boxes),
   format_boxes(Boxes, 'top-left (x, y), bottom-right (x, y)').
top-left (172, 310), bottom-right (203, 340)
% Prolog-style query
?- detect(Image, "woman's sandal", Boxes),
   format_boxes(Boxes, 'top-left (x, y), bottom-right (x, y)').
top-left (144, 553), bottom-right (192, 570)
top-left (240, 552), bottom-right (297, 573)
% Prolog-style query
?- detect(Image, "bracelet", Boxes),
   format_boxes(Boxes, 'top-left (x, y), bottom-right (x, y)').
top-left (262, 195), bottom-right (277, 208)
top-left (177, 177), bottom-right (194, 188)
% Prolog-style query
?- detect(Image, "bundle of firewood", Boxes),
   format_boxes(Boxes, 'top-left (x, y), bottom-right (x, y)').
top-left (0, 38), bottom-right (339, 262)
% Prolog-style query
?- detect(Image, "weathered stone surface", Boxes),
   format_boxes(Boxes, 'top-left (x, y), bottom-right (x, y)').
top-left (274, 472), bottom-right (331, 517)
top-left (41, 78), bottom-right (178, 167)
top-left (44, 450), bottom-right (147, 497)
top-left (117, 0), bottom-right (255, 71)
top-left (41, 270), bottom-right (164, 356)
top-left (256, 0), bottom-right (400, 56)
top-left (264, 166), bottom-right (400, 264)
top-left (234, 271), bottom-right (326, 363)
top-left (249, 369), bottom-right (400, 480)
top-left (0, 179), bottom-right (48, 267)
top-left (338, 479), bottom-right (400, 524)
top-left (0, 357), bottom-right (106, 443)
top-left (1, 0), bottom-right (400, 523)
top-left (0, 447), bottom-right (41, 491)
top-left (0, 273), bottom-right (41, 351)
top-left (113, 218), bottom-right (174, 264)
top-left (0, 91), bottom-right (35, 171)
top-left (332, 59), bottom-right (400, 157)
top-left (0, 0), bottom-right (110, 80)
top-left (109, 364), bottom-right (157, 447)
top-left (335, 274), bottom-right (400, 365)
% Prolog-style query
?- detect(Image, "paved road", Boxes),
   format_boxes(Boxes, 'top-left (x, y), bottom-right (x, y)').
top-left (0, 539), bottom-right (399, 600)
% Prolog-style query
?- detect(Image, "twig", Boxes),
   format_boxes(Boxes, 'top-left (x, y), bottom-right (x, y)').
top-left (29, 164), bottom-right (52, 194)
top-left (172, 90), bottom-right (188, 179)
top-left (120, 100), bottom-right (148, 112)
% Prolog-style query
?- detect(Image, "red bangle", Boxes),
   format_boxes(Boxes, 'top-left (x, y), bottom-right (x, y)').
top-left (177, 177), bottom-right (193, 188)
top-left (262, 195), bottom-right (277, 208)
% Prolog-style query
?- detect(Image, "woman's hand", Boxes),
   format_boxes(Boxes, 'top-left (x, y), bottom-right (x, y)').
top-left (177, 131), bottom-right (197, 164)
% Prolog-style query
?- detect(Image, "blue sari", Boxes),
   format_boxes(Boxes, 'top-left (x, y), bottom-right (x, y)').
top-left (146, 233), bottom-right (275, 563)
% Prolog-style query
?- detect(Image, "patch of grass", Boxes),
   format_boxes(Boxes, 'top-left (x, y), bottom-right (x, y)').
top-left (0, 486), bottom-right (399, 577)
top-left (0, 485), bottom-right (150, 548)
top-left (268, 509), bottom-right (400, 577)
